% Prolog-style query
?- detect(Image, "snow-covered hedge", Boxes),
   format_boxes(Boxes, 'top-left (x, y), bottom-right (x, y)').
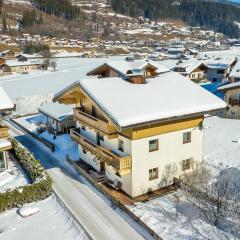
top-left (0, 138), bottom-right (52, 212)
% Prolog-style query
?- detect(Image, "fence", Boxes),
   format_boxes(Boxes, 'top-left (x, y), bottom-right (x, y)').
top-left (10, 118), bottom-right (55, 152)
top-left (68, 159), bottom-right (163, 240)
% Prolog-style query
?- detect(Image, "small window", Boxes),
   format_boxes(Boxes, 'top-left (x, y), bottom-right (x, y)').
top-left (149, 168), bottom-right (158, 181)
top-left (82, 125), bottom-right (86, 131)
top-left (0, 152), bottom-right (5, 169)
top-left (183, 132), bottom-right (191, 144)
top-left (182, 159), bottom-right (192, 171)
top-left (149, 139), bottom-right (158, 152)
top-left (99, 134), bottom-right (104, 142)
top-left (83, 148), bottom-right (86, 154)
top-left (118, 139), bottom-right (124, 152)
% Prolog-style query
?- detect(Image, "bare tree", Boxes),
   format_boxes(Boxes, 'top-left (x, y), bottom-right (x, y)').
top-left (181, 165), bottom-right (240, 239)
top-left (39, 49), bottom-right (55, 70)
top-left (49, 59), bottom-right (57, 71)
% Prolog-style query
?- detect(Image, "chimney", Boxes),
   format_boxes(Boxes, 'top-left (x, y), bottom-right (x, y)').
top-left (127, 69), bottom-right (146, 84)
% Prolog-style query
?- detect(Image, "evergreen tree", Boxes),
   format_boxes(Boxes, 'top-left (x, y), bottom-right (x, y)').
top-left (2, 14), bottom-right (7, 33)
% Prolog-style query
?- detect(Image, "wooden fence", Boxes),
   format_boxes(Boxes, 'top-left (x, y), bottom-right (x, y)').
top-left (68, 159), bottom-right (163, 240)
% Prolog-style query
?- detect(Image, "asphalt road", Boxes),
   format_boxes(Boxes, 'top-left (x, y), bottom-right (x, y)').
top-left (6, 121), bottom-right (150, 240)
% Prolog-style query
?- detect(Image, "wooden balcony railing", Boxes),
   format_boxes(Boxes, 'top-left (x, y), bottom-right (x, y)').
top-left (70, 128), bottom-right (131, 174)
top-left (229, 98), bottom-right (240, 106)
top-left (73, 108), bottom-right (117, 135)
top-left (0, 124), bottom-right (9, 138)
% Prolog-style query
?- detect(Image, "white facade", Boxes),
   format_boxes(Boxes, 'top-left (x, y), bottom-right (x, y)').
top-left (76, 121), bottom-right (203, 197)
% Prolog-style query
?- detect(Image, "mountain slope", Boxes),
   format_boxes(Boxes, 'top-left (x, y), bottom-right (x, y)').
top-left (110, 0), bottom-right (240, 38)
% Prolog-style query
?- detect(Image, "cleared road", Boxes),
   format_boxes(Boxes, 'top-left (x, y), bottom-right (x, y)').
top-left (6, 121), bottom-right (150, 240)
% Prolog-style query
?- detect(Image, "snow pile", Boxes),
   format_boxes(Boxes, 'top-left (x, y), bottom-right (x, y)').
top-left (18, 206), bottom-right (40, 218)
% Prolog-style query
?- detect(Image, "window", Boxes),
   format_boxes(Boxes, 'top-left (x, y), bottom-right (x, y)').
top-left (149, 168), bottom-right (158, 181)
top-left (118, 139), bottom-right (124, 152)
top-left (0, 152), bottom-right (5, 169)
top-left (149, 139), bottom-right (159, 152)
top-left (83, 148), bottom-right (86, 154)
top-left (182, 159), bottom-right (192, 171)
top-left (183, 132), bottom-right (191, 144)
top-left (81, 125), bottom-right (86, 131)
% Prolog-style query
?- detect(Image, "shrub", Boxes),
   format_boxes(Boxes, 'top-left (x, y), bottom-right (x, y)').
top-left (0, 138), bottom-right (52, 212)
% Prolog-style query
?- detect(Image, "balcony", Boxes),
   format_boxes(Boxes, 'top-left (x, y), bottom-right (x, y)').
top-left (70, 128), bottom-right (132, 174)
top-left (0, 124), bottom-right (9, 138)
top-left (73, 108), bottom-right (117, 135)
top-left (229, 97), bottom-right (240, 106)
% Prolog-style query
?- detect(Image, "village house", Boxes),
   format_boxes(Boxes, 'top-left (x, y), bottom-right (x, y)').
top-left (0, 86), bottom-right (14, 171)
top-left (0, 60), bottom-right (43, 74)
top-left (204, 57), bottom-right (237, 83)
top-left (0, 50), bottom-right (15, 59)
top-left (218, 81), bottom-right (240, 118)
top-left (38, 102), bottom-right (75, 134)
top-left (87, 60), bottom-right (169, 79)
top-left (173, 60), bottom-right (208, 82)
top-left (53, 61), bottom-right (225, 198)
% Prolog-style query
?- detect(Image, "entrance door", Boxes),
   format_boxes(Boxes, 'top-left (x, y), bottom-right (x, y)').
top-left (96, 133), bottom-right (101, 146)
top-left (100, 161), bottom-right (105, 172)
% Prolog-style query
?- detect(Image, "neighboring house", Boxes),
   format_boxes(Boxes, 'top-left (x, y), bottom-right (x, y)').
top-left (0, 57), bottom-right (6, 65)
top-left (0, 50), bottom-right (15, 59)
top-left (87, 60), bottom-right (169, 79)
top-left (205, 57), bottom-right (237, 83)
top-left (218, 81), bottom-right (240, 118)
top-left (167, 48), bottom-right (186, 59)
top-left (53, 61), bottom-right (225, 198)
top-left (0, 60), bottom-right (42, 74)
top-left (173, 61), bottom-right (208, 82)
top-left (38, 102), bottom-right (75, 134)
top-left (0, 86), bottom-right (14, 171)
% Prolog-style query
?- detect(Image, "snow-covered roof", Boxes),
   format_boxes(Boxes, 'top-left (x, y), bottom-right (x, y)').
top-left (38, 102), bottom-right (73, 122)
top-left (87, 60), bottom-right (170, 76)
top-left (204, 57), bottom-right (236, 70)
top-left (54, 72), bottom-right (226, 128)
top-left (229, 60), bottom-right (240, 78)
top-left (174, 60), bottom-right (207, 75)
top-left (218, 81), bottom-right (240, 91)
top-left (2, 60), bottom-right (42, 67)
top-left (0, 86), bottom-right (14, 111)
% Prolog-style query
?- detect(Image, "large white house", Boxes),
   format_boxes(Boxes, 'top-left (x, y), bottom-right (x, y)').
top-left (53, 61), bottom-right (226, 198)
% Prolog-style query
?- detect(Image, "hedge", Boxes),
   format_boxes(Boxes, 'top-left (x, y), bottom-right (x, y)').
top-left (0, 138), bottom-right (52, 212)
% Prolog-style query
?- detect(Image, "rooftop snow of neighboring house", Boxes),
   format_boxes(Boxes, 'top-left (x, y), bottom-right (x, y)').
top-left (229, 60), bottom-right (240, 78)
top-left (0, 86), bottom-right (14, 111)
top-left (54, 71), bottom-right (226, 128)
top-left (217, 81), bottom-right (240, 91)
top-left (174, 60), bottom-right (206, 75)
top-left (203, 57), bottom-right (236, 70)
top-left (2, 60), bottom-right (42, 67)
top-left (87, 60), bottom-right (170, 76)
top-left (38, 102), bottom-right (73, 122)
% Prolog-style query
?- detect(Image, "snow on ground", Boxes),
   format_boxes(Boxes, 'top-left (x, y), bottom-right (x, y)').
top-left (0, 157), bottom-right (29, 193)
top-left (203, 116), bottom-right (240, 172)
top-left (0, 194), bottom-right (89, 240)
top-left (40, 131), bottom-right (79, 162)
top-left (129, 190), bottom-right (235, 240)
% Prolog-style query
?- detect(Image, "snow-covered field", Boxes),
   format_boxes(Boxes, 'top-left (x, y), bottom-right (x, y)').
top-left (0, 194), bottom-right (89, 240)
top-left (203, 116), bottom-right (240, 172)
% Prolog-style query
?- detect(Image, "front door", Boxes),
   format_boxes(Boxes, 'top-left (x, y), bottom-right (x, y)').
top-left (100, 161), bottom-right (105, 172)
top-left (96, 133), bottom-right (101, 146)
